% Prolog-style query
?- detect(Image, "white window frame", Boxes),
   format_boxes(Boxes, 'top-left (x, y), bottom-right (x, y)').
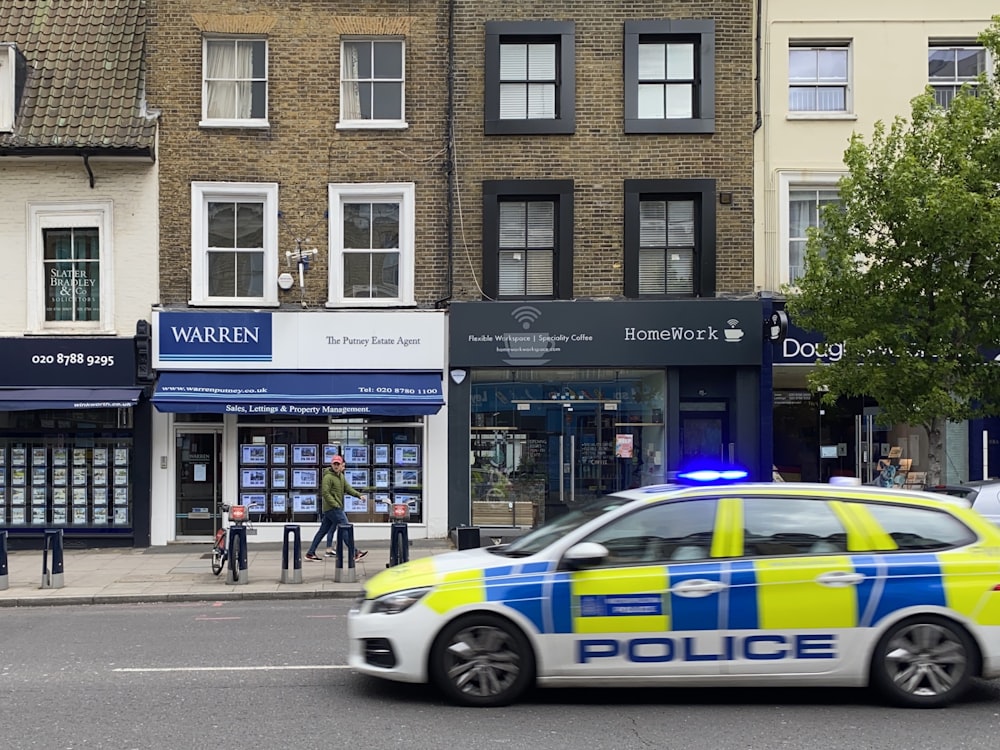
top-left (787, 42), bottom-right (855, 120)
top-left (0, 43), bottom-right (14, 132)
top-left (336, 38), bottom-right (407, 130)
top-left (928, 42), bottom-right (988, 107)
top-left (190, 182), bottom-right (279, 307)
top-left (27, 201), bottom-right (115, 333)
top-left (327, 183), bottom-right (415, 307)
top-left (200, 36), bottom-right (270, 129)
top-left (778, 171), bottom-right (843, 286)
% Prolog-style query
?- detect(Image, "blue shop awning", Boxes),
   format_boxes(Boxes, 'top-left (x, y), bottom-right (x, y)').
top-left (0, 387), bottom-right (143, 411)
top-left (152, 371), bottom-right (444, 416)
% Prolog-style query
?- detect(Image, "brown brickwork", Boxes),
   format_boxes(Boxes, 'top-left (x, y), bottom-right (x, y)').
top-left (450, 0), bottom-right (755, 300)
top-left (147, 0), bottom-right (451, 309)
top-left (147, 0), bottom-right (754, 309)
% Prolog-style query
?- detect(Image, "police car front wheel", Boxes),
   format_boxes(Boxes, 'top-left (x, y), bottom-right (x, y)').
top-left (429, 613), bottom-right (536, 707)
top-left (870, 615), bottom-right (977, 708)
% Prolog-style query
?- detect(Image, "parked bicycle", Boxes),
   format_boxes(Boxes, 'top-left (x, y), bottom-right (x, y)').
top-left (211, 504), bottom-right (250, 579)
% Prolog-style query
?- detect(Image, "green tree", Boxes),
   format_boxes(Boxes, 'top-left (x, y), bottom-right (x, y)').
top-left (785, 18), bottom-right (1000, 485)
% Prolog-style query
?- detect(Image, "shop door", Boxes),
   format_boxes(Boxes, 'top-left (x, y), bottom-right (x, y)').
top-left (680, 401), bottom-right (730, 465)
top-left (547, 402), bottom-right (617, 518)
top-left (175, 430), bottom-right (223, 539)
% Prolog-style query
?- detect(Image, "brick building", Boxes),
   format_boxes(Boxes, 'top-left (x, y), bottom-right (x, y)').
top-left (444, 1), bottom-right (767, 532)
top-left (144, 1), bottom-right (452, 545)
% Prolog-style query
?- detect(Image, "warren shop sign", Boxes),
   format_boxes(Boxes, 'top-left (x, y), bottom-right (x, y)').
top-left (449, 300), bottom-right (763, 367)
top-left (153, 310), bottom-right (445, 371)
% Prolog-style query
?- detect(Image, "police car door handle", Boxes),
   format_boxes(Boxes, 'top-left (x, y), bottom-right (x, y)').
top-left (670, 579), bottom-right (727, 597)
top-left (816, 571), bottom-right (865, 587)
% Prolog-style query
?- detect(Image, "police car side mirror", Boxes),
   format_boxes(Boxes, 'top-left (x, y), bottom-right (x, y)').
top-left (563, 542), bottom-right (610, 568)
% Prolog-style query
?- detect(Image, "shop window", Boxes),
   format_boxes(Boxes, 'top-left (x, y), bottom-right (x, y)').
top-left (0, 411), bottom-right (134, 530)
top-left (236, 418), bottom-right (425, 524)
top-left (191, 182), bottom-right (280, 306)
top-left (482, 180), bottom-right (574, 300)
top-left (27, 201), bottom-right (114, 333)
top-left (624, 179), bottom-right (715, 298)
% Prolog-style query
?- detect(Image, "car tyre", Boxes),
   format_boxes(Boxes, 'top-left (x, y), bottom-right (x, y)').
top-left (870, 615), bottom-right (976, 708)
top-left (429, 613), bottom-right (535, 707)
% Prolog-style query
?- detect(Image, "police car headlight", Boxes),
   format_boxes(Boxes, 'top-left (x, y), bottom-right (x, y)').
top-left (370, 587), bottom-right (431, 615)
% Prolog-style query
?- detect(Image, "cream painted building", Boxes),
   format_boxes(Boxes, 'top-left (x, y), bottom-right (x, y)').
top-left (755, 2), bottom-right (996, 485)
top-left (755, 2), bottom-right (995, 292)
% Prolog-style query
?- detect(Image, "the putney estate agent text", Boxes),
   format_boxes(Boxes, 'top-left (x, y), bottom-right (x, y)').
top-left (326, 336), bottom-right (422, 347)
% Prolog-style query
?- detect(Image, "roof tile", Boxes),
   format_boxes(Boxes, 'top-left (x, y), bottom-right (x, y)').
top-left (0, 0), bottom-right (156, 155)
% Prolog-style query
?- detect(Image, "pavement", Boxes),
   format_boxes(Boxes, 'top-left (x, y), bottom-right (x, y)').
top-left (0, 538), bottom-right (456, 608)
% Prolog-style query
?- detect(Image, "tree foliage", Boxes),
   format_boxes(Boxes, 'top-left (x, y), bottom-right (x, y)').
top-left (785, 18), bottom-right (1000, 481)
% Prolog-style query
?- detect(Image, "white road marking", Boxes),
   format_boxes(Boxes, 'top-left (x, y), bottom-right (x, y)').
top-left (113, 665), bottom-right (352, 673)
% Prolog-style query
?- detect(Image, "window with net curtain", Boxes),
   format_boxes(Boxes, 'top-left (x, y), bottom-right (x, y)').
top-left (206, 201), bottom-right (265, 298)
top-left (637, 38), bottom-right (696, 119)
top-left (928, 45), bottom-right (986, 107)
top-left (204, 38), bottom-right (267, 121)
top-left (499, 41), bottom-right (556, 119)
top-left (638, 199), bottom-right (695, 295)
top-left (498, 200), bottom-right (554, 297)
top-left (43, 228), bottom-right (99, 321)
top-left (788, 189), bottom-right (839, 283)
top-left (342, 201), bottom-right (400, 298)
top-left (788, 46), bottom-right (848, 112)
top-left (341, 39), bottom-right (404, 121)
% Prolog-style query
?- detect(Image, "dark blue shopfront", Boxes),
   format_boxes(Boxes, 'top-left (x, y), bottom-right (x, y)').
top-left (0, 337), bottom-right (152, 547)
top-left (447, 299), bottom-right (769, 530)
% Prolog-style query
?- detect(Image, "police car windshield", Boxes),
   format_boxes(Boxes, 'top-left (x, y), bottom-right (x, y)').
top-left (497, 496), bottom-right (634, 557)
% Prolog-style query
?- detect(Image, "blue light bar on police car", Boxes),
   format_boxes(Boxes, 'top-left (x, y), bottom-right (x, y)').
top-left (676, 468), bottom-right (749, 483)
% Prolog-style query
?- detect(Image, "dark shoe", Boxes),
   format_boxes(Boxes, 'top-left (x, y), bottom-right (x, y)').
top-left (324, 550), bottom-right (336, 558)
top-left (305, 553), bottom-right (321, 561)
top-left (354, 549), bottom-right (368, 561)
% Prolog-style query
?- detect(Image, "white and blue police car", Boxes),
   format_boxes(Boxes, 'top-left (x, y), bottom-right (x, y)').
top-left (347, 471), bottom-right (1000, 707)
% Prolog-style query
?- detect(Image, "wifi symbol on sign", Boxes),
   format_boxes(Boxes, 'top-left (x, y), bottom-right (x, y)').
top-left (512, 305), bottom-right (542, 330)
top-left (727, 318), bottom-right (740, 328)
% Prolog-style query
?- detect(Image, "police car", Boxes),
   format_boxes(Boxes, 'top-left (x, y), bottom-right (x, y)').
top-left (347, 472), bottom-right (1000, 707)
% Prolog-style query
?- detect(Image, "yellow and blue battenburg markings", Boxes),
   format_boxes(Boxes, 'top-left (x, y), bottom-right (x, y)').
top-left (461, 555), bottom-right (961, 636)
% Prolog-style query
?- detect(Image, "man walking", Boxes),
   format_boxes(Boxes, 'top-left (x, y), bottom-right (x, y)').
top-left (305, 454), bottom-right (368, 562)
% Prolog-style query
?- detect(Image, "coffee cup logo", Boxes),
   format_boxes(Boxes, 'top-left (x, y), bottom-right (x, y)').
top-left (724, 318), bottom-right (744, 343)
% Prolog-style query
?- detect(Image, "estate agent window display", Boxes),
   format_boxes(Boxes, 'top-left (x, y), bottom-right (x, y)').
top-left (0, 408), bottom-right (134, 530)
top-left (236, 416), bottom-right (425, 524)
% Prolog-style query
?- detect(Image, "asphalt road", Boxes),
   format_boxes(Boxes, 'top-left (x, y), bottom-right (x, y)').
top-left (3, 600), bottom-right (1000, 750)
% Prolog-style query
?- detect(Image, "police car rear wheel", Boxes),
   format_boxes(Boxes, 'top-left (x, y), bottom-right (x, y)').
top-left (871, 615), bottom-right (975, 708)
top-left (429, 614), bottom-right (535, 707)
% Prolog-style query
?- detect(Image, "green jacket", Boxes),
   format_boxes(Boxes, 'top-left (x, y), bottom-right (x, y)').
top-left (321, 468), bottom-right (361, 512)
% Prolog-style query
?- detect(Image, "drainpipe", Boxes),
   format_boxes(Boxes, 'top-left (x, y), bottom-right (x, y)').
top-left (438, 0), bottom-right (456, 308)
top-left (82, 154), bottom-right (95, 188)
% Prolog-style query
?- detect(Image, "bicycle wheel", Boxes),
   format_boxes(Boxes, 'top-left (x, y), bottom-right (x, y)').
top-left (211, 529), bottom-right (226, 576)
top-left (211, 548), bottom-right (225, 576)
top-left (230, 529), bottom-right (243, 582)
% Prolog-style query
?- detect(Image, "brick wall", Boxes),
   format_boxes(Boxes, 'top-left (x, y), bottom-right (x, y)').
top-left (450, 0), bottom-right (755, 299)
top-left (147, 0), bottom-right (451, 308)
top-left (147, 0), bottom-right (754, 308)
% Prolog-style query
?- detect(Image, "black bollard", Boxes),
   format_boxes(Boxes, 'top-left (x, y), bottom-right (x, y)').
top-left (225, 525), bottom-right (248, 585)
top-left (280, 524), bottom-right (302, 583)
top-left (334, 523), bottom-right (356, 583)
top-left (388, 521), bottom-right (410, 567)
top-left (41, 528), bottom-right (64, 589)
top-left (0, 530), bottom-right (8, 591)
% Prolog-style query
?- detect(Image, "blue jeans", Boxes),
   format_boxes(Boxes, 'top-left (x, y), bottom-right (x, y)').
top-left (308, 507), bottom-right (349, 556)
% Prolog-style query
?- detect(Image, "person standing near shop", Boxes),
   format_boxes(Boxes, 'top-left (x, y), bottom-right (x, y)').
top-left (305, 454), bottom-right (368, 562)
